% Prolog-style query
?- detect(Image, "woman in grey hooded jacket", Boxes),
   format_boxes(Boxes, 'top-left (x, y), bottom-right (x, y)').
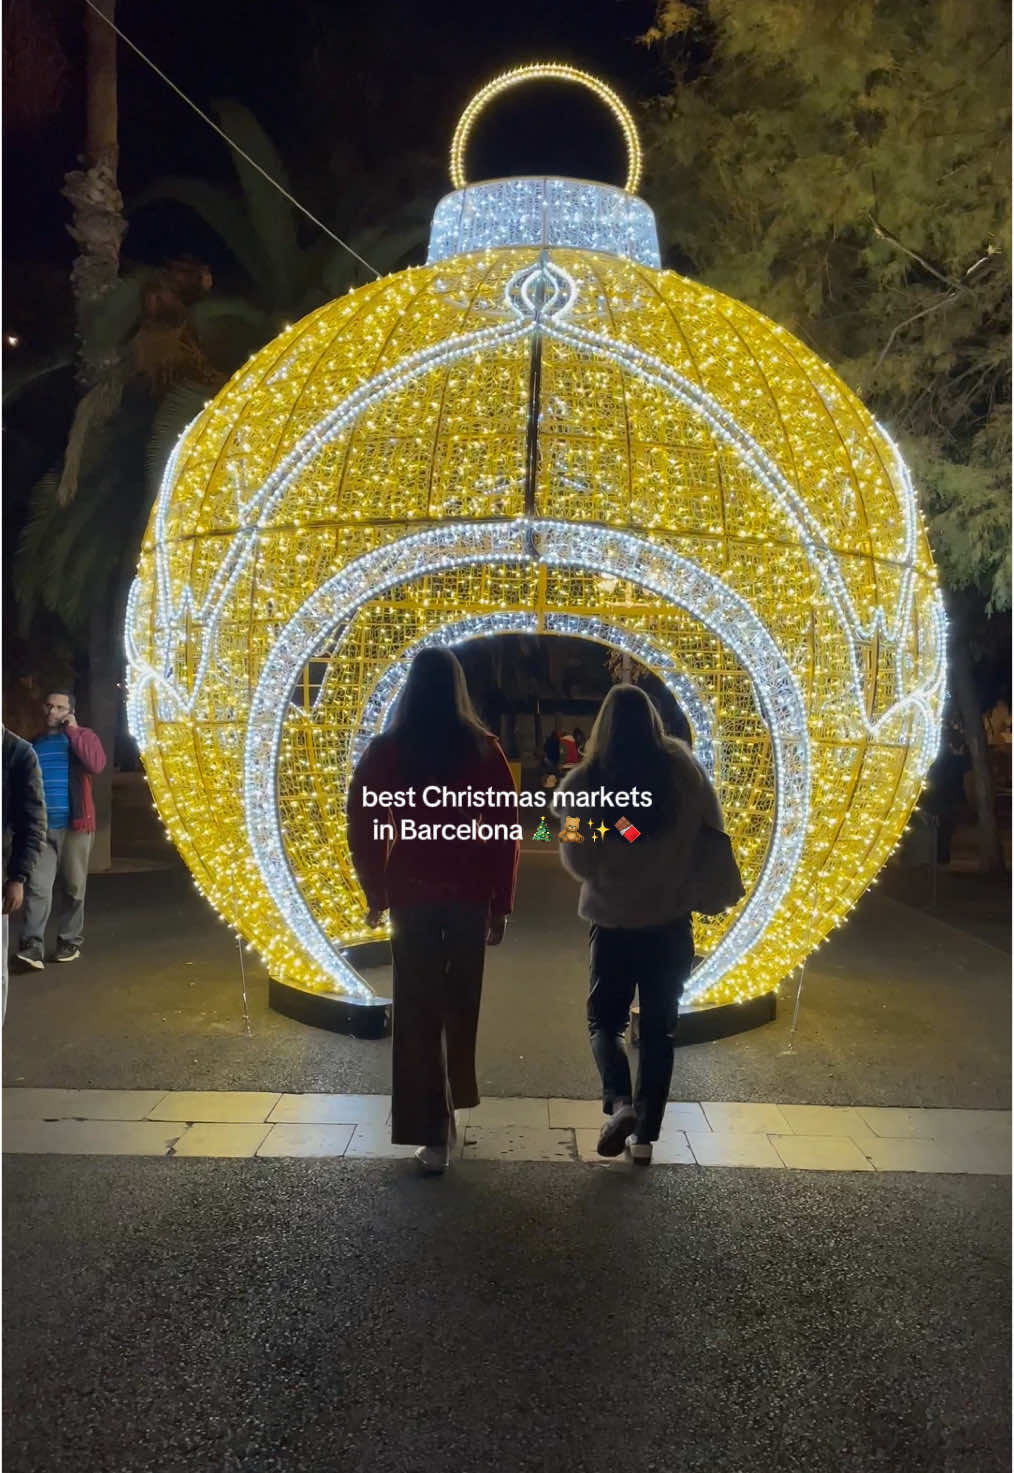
top-left (553, 684), bottom-right (729, 1164)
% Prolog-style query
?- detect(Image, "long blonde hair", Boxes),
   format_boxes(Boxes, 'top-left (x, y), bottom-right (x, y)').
top-left (578, 684), bottom-right (680, 837)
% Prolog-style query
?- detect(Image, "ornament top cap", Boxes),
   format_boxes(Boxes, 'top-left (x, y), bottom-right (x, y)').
top-left (449, 62), bottom-right (643, 194)
top-left (428, 64), bottom-right (659, 268)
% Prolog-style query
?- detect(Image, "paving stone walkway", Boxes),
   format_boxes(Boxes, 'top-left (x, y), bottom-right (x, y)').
top-left (3, 1089), bottom-right (1010, 1173)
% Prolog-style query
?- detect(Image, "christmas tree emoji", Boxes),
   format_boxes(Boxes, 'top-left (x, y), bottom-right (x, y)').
top-left (532, 815), bottom-right (552, 842)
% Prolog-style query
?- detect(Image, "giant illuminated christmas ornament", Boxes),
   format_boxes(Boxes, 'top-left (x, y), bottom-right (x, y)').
top-left (126, 64), bottom-right (945, 1015)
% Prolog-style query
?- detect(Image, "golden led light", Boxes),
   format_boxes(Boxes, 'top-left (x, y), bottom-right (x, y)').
top-left (126, 71), bottom-right (944, 1013)
top-left (449, 62), bottom-right (643, 193)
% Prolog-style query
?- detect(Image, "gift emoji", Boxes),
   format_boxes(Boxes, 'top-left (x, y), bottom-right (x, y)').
top-left (615, 815), bottom-right (640, 842)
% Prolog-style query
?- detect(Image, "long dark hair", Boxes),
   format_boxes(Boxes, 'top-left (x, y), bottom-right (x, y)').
top-left (578, 684), bottom-right (682, 836)
top-left (385, 646), bottom-right (490, 781)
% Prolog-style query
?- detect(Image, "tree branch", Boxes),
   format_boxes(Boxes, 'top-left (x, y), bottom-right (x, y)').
top-left (873, 292), bottom-right (961, 373)
top-left (867, 212), bottom-right (961, 290)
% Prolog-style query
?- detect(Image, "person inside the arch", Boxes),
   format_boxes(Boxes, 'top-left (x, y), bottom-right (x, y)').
top-left (559, 729), bottom-right (580, 767)
top-left (346, 648), bottom-right (519, 1175)
top-left (552, 684), bottom-right (734, 1165)
top-left (542, 728), bottom-right (562, 788)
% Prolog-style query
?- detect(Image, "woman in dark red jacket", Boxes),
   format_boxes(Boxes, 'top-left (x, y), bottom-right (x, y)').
top-left (347, 648), bottom-right (519, 1174)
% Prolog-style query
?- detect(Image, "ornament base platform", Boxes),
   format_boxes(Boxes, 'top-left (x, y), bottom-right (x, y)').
top-left (269, 943), bottom-right (777, 1043)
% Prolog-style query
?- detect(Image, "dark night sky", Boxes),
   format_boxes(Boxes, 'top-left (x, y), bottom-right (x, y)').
top-left (5, 0), bottom-right (666, 280)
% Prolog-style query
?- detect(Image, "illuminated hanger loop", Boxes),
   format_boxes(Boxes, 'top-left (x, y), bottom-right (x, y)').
top-left (449, 62), bottom-right (643, 194)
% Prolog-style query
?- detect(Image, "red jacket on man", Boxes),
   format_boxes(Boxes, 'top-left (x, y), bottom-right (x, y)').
top-left (31, 724), bottom-right (107, 834)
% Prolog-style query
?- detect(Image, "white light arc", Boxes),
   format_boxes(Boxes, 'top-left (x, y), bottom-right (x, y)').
top-left (244, 520), bottom-right (810, 1004)
top-left (335, 615), bottom-right (716, 779)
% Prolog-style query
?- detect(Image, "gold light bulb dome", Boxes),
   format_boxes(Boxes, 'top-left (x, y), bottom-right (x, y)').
top-left (126, 67), bottom-right (945, 1009)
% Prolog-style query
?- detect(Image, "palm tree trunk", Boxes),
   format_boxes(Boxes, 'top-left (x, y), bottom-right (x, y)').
top-left (66, 0), bottom-right (123, 387)
top-left (63, 0), bottom-right (125, 871)
top-left (58, 0), bottom-right (125, 504)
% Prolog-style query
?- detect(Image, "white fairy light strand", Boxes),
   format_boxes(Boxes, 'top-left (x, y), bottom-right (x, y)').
top-left (428, 179), bottom-right (661, 268)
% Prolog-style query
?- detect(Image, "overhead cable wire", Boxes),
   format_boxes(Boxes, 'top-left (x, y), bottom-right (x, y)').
top-left (82, 0), bottom-right (382, 278)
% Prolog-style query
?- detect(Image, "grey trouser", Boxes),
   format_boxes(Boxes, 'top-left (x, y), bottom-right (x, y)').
top-left (21, 828), bottom-right (94, 949)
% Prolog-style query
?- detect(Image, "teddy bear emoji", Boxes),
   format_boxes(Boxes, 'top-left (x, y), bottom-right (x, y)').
top-left (559, 814), bottom-right (585, 843)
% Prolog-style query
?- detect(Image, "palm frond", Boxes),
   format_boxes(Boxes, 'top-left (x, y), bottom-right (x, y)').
top-left (56, 505), bottom-right (124, 631)
top-left (213, 99), bottom-right (301, 309)
top-left (188, 295), bottom-right (273, 374)
top-left (14, 399), bottom-right (156, 636)
top-left (1, 350), bottom-right (74, 407)
top-left (14, 467), bottom-right (111, 634)
top-left (145, 380), bottom-right (212, 495)
top-left (130, 176), bottom-right (269, 300)
top-left (188, 295), bottom-right (272, 330)
top-left (13, 470), bottom-right (61, 631)
top-left (55, 372), bottom-right (124, 505)
top-left (359, 221), bottom-right (429, 275)
top-left (311, 208), bottom-right (429, 301)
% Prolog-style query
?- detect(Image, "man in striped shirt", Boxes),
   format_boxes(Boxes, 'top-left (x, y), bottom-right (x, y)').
top-left (15, 691), bottom-right (106, 970)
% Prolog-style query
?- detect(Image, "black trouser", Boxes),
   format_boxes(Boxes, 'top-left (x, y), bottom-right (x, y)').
top-left (587, 916), bottom-right (694, 1143)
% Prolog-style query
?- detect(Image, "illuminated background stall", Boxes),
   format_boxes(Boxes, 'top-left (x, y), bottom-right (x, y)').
top-left (126, 65), bottom-right (946, 1016)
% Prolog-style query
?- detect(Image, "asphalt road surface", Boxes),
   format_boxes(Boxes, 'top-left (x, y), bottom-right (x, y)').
top-left (3, 1155), bottom-right (1009, 1473)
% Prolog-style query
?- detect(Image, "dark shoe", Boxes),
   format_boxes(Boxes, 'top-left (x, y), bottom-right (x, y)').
top-left (53, 942), bottom-right (81, 963)
top-left (15, 940), bottom-right (44, 970)
top-left (597, 1105), bottom-right (637, 1157)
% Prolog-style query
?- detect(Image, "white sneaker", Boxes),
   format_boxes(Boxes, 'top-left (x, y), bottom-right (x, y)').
top-left (625, 1134), bottom-right (653, 1165)
top-left (414, 1145), bottom-right (450, 1174)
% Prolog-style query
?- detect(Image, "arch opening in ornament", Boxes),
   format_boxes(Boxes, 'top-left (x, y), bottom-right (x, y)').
top-left (282, 610), bottom-right (725, 961)
top-left (245, 519), bottom-right (810, 1005)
